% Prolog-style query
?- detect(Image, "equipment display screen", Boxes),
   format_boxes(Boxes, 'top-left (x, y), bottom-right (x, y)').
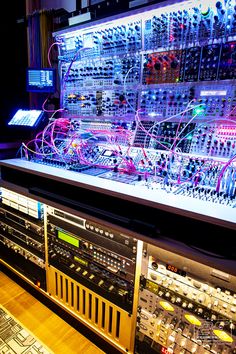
top-left (166, 263), bottom-right (186, 277)
top-left (58, 230), bottom-right (79, 247)
top-left (200, 90), bottom-right (227, 96)
top-left (74, 256), bottom-right (88, 266)
top-left (26, 68), bottom-right (56, 93)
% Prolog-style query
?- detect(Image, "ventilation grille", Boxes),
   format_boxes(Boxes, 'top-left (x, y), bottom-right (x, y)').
top-left (48, 266), bottom-right (134, 352)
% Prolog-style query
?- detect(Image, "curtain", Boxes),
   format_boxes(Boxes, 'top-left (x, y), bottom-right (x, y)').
top-left (27, 9), bottom-right (55, 68)
top-left (27, 8), bottom-right (56, 108)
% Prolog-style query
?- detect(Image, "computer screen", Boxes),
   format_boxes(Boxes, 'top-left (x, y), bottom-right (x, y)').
top-left (8, 109), bottom-right (44, 127)
top-left (26, 68), bottom-right (56, 93)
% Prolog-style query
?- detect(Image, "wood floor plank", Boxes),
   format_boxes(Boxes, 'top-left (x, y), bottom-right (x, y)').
top-left (0, 272), bottom-right (25, 305)
top-left (0, 271), bottom-right (105, 354)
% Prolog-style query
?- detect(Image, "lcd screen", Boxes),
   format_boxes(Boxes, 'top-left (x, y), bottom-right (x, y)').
top-left (58, 230), bottom-right (79, 247)
top-left (26, 68), bottom-right (56, 93)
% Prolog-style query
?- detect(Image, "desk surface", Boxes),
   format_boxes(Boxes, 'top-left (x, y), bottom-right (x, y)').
top-left (1, 158), bottom-right (235, 231)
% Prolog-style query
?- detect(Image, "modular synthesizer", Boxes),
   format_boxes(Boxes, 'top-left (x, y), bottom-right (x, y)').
top-left (21, 0), bottom-right (236, 217)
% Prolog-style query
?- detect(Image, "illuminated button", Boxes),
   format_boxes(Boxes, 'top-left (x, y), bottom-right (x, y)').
top-left (213, 330), bottom-right (233, 343)
top-left (185, 314), bottom-right (201, 326)
top-left (89, 225), bottom-right (94, 230)
top-left (109, 233), bottom-right (114, 238)
top-left (159, 301), bottom-right (175, 311)
top-left (99, 229), bottom-right (104, 234)
top-left (95, 227), bottom-right (99, 232)
top-left (105, 231), bottom-right (109, 236)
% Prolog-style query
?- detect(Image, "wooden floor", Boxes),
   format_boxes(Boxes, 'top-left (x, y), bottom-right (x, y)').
top-left (0, 270), bottom-right (105, 354)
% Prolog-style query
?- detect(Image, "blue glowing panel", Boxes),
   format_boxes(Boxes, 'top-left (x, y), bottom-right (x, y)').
top-left (8, 109), bottom-right (44, 127)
